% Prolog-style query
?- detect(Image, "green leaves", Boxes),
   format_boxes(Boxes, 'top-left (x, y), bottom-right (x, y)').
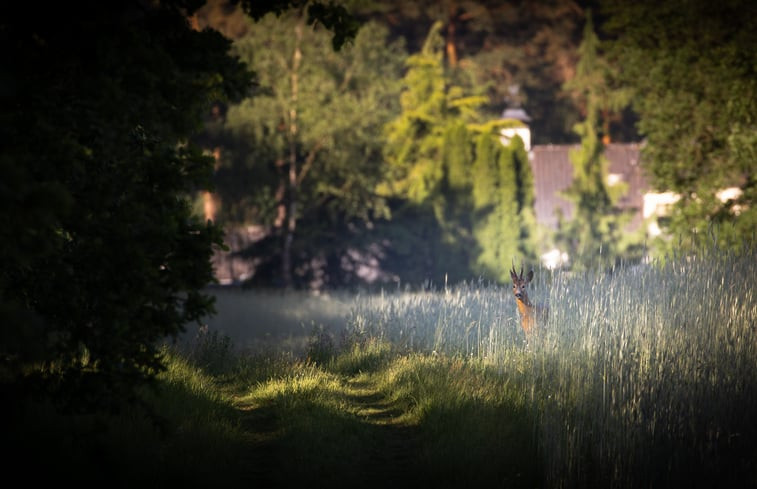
top-left (239, 0), bottom-right (360, 50)
top-left (214, 13), bottom-right (406, 286)
top-left (556, 9), bottom-right (640, 270)
top-left (604, 0), bottom-right (757, 253)
top-left (379, 21), bottom-right (539, 284)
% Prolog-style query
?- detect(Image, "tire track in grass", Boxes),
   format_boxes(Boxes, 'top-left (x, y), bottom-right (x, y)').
top-left (231, 372), bottom-right (422, 488)
top-left (233, 398), bottom-right (281, 488)
top-left (343, 376), bottom-right (423, 486)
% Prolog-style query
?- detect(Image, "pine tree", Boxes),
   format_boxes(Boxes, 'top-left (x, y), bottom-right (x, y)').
top-left (435, 120), bottom-right (474, 251)
top-left (380, 20), bottom-right (538, 284)
top-left (510, 135), bottom-right (538, 262)
top-left (471, 132), bottom-right (520, 282)
top-left (379, 21), bottom-right (484, 283)
top-left (381, 21), bottom-right (480, 203)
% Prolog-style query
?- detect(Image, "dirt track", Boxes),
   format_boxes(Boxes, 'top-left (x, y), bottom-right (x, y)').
top-left (233, 375), bottom-right (422, 488)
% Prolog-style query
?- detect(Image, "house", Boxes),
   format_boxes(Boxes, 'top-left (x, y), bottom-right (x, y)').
top-left (501, 106), bottom-right (649, 268)
top-left (529, 143), bottom-right (647, 231)
top-left (501, 106), bottom-right (742, 268)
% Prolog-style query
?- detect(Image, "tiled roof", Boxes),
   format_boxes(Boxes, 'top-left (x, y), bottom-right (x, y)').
top-left (530, 143), bottom-right (648, 230)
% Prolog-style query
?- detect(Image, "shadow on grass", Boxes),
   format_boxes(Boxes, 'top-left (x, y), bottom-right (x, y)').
top-left (249, 389), bottom-right (541, 489)
top-left (2, 375), bottom-right (261, 488)
top-left (265, 400), bottom-right (424, 488)
top-left (417, 399), bottom-right (540, 488)
top-left (241, 356), bottom-right (542, 489)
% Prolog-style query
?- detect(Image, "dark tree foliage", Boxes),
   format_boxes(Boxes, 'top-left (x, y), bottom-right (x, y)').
top-left (235, 0), bottom-right (360, 49)
top-left (0, 0), bottom-right (251, 412)
top-left (602, 0), bottom-right (757, 252)
top-left (351, 0), bottom-right (590, 144)
top-left (555, 10), bottom-right (639, 270)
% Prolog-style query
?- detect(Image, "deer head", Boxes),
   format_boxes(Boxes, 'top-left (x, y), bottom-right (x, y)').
top-left (510, 265), bottom-right (534, 306)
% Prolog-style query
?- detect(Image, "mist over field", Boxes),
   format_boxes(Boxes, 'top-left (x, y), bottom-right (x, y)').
top-left (193, 288), bottom-right (356, 354)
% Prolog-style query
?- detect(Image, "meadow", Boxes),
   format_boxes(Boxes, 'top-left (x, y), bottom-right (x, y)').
top-left (7, 248), bottom-right (756, 488)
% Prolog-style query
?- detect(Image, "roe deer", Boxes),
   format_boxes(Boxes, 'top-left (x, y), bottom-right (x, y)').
top-left (510, 265), bottom-right (547, 338)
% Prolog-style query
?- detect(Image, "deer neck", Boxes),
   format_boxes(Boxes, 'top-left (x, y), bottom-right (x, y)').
top-left (516, 295), bottom-right (533, 314)
top-left (516, 290), bottom-right (533, 307)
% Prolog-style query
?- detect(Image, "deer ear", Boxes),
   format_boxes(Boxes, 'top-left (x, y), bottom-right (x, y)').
top-left (510, 269), bottom-right (518, 282)
top-left (526, 270), bottom-right (534, 283)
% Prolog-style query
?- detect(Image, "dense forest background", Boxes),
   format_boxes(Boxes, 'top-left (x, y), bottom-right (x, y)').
top-left (194, 0), bottom-right (756, 289)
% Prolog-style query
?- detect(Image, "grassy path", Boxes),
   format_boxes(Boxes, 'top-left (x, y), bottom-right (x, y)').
top-left (233, 399), bottom-right (281, 487)
top-left (217, 348), bottom-right (543, 488)
top-left (231, 369), bottom-right (423, 488)
top-left (343, 377), bottom-right (422, 484)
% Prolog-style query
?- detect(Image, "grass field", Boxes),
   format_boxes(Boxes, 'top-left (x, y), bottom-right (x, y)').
top-left (6, 248), bottom-right (757, 488)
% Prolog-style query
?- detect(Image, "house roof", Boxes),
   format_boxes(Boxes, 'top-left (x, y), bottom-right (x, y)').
top-left (530, 143), bottom-right (647, 230)
top-left (501, 107), bottom-right (531, 122)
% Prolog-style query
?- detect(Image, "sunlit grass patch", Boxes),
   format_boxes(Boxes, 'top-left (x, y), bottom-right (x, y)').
top-left (328, 336), bottom-right (394, 375)
top-left (231, 342), bottom-right (542, 487)
top-left (237, 356), bottom-right (388, 487)
top-left (528, 251), bottom-right (757, 488)
top-left (341, 247), bottom-right (757, 488)
top-left (244, 362), bottom-right (343, 406)
top-left (361, 352), bottom-right (540, 486)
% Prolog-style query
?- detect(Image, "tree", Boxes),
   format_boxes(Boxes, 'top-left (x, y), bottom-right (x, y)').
top-left (214, 13), bottom-right (405, 288)
top-left (0, 1), bottom-right (252, 411)
top-left (353, 0), bottom-right (591, 143)
top-left (471, 133), bottom-right (520, 280)
top-left (239, 0), bottom-right (360, 50)
top-left (380, 21), bottom-right (538, 283)
top-left (379, 21), bottom-right (486, 283)
top-left (510, 134), bottom-right (539, 262)
top-left (603, 0), bottom-right (757, 253)
top-left (555, 10), bottom-right (637, 270)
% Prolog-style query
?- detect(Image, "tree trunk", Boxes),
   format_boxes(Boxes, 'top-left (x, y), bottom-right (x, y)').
top-left (445, 6), bottom-right (458, 68)
top-left (281, 19), bottom-right (303, 289)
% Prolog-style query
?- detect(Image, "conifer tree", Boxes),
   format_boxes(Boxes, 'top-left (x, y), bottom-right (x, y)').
top-left (380, 21), bottom-right (538, 284)
top-left (380, 21), bottom-right (484, 283)
top-left (471, 132), bottom-right (520, 281)
top-left (510, 135), bottom-right (539, 263)
top-left (435, 121), bottom-right (474, 255)
top-left (381, 21), bottom-right (484, 204)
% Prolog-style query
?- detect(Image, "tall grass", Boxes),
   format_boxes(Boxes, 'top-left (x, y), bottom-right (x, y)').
top-left (345, 249), bottom-right (757, 488)
top-left (346, 280), bottom-right (522, 357)
top-left (19, 247), bottom-right (750, 487)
